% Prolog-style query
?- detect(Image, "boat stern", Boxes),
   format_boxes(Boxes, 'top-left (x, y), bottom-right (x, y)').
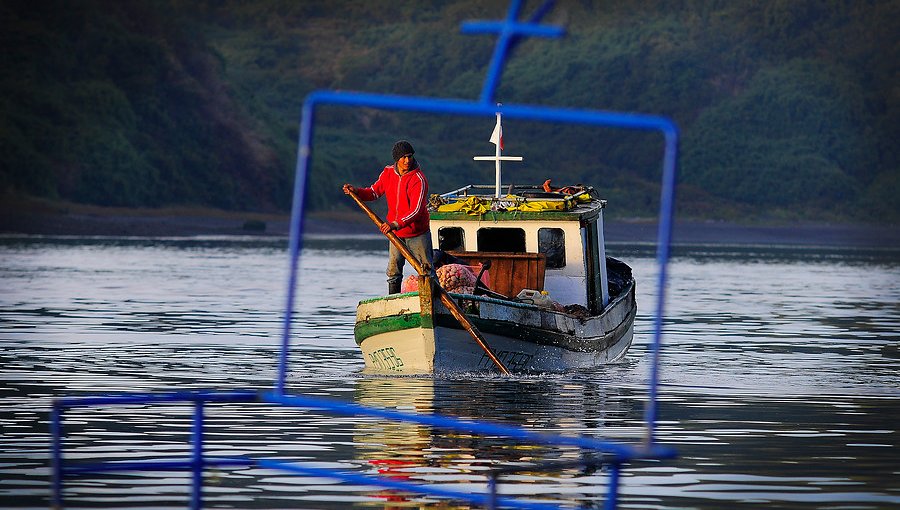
top-left (355, 292), bottom-right (436, 374)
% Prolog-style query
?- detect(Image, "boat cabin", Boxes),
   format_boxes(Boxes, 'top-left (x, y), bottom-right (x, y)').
top-left (429, 185), bottom-right (611, 314)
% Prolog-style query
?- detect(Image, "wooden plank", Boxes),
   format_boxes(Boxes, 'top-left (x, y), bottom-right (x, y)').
top-left (448, 251), bottom-right (546, 297)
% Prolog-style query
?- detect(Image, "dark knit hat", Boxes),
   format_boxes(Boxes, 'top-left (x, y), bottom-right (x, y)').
top-left (392, 140), bottom-right (415, 161)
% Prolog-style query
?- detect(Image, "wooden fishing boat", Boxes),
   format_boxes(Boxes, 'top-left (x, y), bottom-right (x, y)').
top-left (352, 115), bottom-right (636, 374)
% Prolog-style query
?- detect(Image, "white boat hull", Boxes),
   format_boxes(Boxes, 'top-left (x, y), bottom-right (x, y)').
top-left (355, 281), bottom-right (636, 374)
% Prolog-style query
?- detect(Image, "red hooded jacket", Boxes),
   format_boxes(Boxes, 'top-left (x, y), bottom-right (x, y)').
top-left (356, 165), bottom-right (430, 238)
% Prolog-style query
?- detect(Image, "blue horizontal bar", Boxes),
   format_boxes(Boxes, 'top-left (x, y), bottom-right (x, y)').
top-left (461, 20), bottom-right (564, 38)
top-left (62, 457), bottom-right (253, 476)
top-left (52, 388), bottom-right (676, 462)
top-left (262, 392), bottom-right (676, 461)
top-left (305, 90), bottom-right (677, 135)
top-left (257, 458), bottom-right (563, 510)
top-left (54, 390), bottom-right (259, 409)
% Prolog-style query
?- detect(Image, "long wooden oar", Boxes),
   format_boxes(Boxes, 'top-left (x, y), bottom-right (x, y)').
top-left (346, 189), bottom-right (510, 375)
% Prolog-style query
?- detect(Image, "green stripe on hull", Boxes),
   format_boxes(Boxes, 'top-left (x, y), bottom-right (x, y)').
top-left (355, 313), bottom-right (423, 345)
top-left (438, 303), bottom-right (636, 353)
top-left (355, 302), bottom-right (635, 352)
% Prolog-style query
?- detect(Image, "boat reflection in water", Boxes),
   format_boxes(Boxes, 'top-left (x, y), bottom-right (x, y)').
top-left (351, 374), bottom-right (636, 506)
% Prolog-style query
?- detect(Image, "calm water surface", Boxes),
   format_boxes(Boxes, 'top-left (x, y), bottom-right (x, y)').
top-left (1, 236), bottom-right (898, 509)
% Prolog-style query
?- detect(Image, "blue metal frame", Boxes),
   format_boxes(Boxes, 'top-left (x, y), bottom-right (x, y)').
top-left (51, 390), bottom-right (676, 509)
top-left (50, 1), bottom-right (679, 508)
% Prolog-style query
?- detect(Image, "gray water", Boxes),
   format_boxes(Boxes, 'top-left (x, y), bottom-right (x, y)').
top-left (1, 236), bottom-right (898, 509)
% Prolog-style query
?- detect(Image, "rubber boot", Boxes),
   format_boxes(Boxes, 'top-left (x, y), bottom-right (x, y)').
top-left (388, 281), bottom-right (401, 295)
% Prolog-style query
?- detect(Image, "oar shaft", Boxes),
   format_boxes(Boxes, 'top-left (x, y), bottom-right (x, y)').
top-left (346, 191), bottom-right (425, 274)
top-left (435, 291), bottom-right (510, 374)
top-left (346, 190), bottom-right (510, 375)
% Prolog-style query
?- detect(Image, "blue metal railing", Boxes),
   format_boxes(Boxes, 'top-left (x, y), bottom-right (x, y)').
top-left (51, 391), bottom-right (258, 509)
top-left (50, 1), bottom-right (679, 508)
top-left (52, 390), bottom-right (676, 509)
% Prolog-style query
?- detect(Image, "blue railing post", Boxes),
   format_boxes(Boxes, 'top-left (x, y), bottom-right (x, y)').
top-left (644, 127), bottom-right (680, 446)
top-left (487, 473), bottom-right (498, 509)
top-left (50, 402), bottom-right (63, 509)
top-left (603, 463), bottom-right (622, 510)
top-left (479, 0), bottom-right (521, 104)
top-left (461, 0), bottom-right (564, 105)
top-left (190, 399), bottom-right (205, 510)
top-left (277, 98), bottom-right (317, 395)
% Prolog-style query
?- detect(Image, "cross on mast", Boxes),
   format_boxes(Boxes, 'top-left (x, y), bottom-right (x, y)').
top-left (473, 106), bottom-right (523, 198)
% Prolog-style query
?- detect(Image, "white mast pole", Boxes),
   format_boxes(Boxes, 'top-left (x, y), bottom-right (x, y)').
top-left (474, 105), bottom-right (522, 195)
top-left (494, 110), bottom-right (502, 198)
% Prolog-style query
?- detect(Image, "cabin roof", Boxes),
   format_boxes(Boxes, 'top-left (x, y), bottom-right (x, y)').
top-left (429, 184), bottom-right (606, 223)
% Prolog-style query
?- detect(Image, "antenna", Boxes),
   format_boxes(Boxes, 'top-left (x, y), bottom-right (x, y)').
top-left (473, 105), bottom-right (523, 197)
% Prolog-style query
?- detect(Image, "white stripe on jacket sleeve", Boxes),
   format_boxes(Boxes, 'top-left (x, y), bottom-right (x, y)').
top-left (399, 172), bottom-right (426, 224)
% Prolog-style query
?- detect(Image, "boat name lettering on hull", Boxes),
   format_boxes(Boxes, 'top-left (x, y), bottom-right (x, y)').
top-left (369, 347), bottom-right (404, 371)
top-left (479, 350), bottom-right (533, 371)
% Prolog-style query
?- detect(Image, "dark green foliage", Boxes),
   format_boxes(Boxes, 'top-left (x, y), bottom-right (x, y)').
top-left (0, 0), bottom-right (896, 222)
top-left (682, 59), bottom-right (873, 208)
top-left (0, 0), bottom-right (287, 210)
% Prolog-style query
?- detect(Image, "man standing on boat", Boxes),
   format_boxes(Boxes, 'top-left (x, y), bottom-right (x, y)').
top-left (343, 140), bottom-right (434, 294)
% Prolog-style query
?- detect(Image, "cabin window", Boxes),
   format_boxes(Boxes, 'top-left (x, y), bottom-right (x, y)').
top-left (438, 227), bottom-right (464, 251)
top-left (539, 228), bottom-right (566, 268)
top-left (477, 228), bottom-right (525, 252)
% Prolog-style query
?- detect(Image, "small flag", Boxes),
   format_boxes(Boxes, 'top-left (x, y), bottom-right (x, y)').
top-left (489, 115), bottom-right (503, 150)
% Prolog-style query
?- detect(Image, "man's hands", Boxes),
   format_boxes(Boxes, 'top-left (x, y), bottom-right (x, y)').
top-left (380, 221), bottom-right (400, 234)
top-left (342, 184), bottom-right (355, 195)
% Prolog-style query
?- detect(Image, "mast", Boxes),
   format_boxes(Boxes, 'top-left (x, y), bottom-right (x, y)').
top-left (473, 106), bottom-right (523, 198)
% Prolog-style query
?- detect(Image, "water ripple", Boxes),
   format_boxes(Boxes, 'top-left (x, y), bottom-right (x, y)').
top-left (1, 238), bottom-right (898, 508)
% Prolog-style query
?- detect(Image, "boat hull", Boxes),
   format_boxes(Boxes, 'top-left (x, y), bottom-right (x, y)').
top-left (355, 281), bottom-right (636, 374)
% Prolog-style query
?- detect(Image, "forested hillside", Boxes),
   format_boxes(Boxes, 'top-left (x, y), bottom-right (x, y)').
top-left (1, 0), bottom-right (897, 222)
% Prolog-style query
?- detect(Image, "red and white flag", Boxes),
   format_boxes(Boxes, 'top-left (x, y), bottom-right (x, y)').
top-left (489, 115), bottom-right (503, 150)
